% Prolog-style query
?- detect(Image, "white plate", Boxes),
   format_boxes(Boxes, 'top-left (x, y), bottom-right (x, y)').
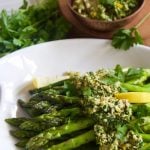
top-left (0, 39), bottom-right (150, 150)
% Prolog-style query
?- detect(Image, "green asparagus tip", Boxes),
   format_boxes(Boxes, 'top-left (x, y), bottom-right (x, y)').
top-left (15, 139), bottom-right (28, 148)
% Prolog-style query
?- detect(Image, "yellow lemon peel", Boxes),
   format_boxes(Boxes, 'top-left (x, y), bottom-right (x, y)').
top-left (115, 92), bottom-right (150, 103)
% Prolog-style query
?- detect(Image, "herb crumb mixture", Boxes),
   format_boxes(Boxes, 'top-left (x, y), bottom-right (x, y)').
top-left (73, 0), bottom-right (139, 21)
top-left (70, 69), bottom-right (142, 149)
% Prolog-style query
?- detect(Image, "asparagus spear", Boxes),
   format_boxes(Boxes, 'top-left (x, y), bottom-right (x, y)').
top-left (122, 83), bottom-right (150, 92)
top-left (26, 118), bottom-right (94, 149)
top-left (33, 101), bottom-right (51, 110)
top-left (30, 89), bottom-right (59, 102)
top-left (41, 105), bottom-right (62, 114)
top-left (32, 101), bottom-right (61, 114)
top-left (10, 130), bottom-right (38, 139)
top-left (18, 99), bottom-right (41, 117)
top-left (140, 117), bottom-right (150, 125)
top-left (18, 99), bottom-right (60, 117)
top-left (15, 139), bottom-right (28, 148)
top-left (6, 107), bottom-right (82, 132)
top-left (18, 99), bottom-right (38, 108)
top-left (19, 98), bottom-right (62, 115)
top-left (141, 143), bottom-right (150, 150)
top-left (20, 120), bottom-right (45, 132)
top-left (30, 78), bottom-right (70, 94)
top-left (142, 124), bottom-right (150, 133)
top-left (35, 107), bottom-right (82, 122)
top-left (5, 117), bottom-right (29, 127)
top-left (140, 134), bottom-right (150, 142)
top-left (32, 92), bottom-right (81, 105)
top-left (40, 129), bottom-right (91, 149)
top-left (16, 130), bottom-right (84, 149)
top-left (19, 117), bottom-right (64, 132)
top-left (47, 130), bottom-right (95, 150)
top-left (20, 107), bottom-right (82, 131)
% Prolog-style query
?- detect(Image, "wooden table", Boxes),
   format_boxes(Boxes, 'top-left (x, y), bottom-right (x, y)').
top-left (59, 0), bottom-right (150, 46)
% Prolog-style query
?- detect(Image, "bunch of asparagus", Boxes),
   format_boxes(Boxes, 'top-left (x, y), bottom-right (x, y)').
top-left (5, 78), bottom-right (98, 150)
top-left (5, 65), bottom-right (150, 150)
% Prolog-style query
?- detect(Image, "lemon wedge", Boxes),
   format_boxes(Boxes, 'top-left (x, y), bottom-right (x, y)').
top-left (32, 76), bottom-right (69, 89)
top-left (115, 92), bottom-right (150, 103)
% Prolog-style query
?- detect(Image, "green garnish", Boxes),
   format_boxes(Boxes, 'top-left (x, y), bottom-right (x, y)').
top-left (73, 0), bottom-right (139, 21)
top-left (0, 0), bottom-right (71, 56)
top-left (112, 27), bottom-right (143, 50)
top-left (112, 12), bottom-right (150, 50)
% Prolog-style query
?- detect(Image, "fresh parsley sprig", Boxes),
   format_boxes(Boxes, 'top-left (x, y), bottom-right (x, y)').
top-left (112, 27), bottom-right (143, 50)
top-left (112, 12), bottom-right (150, 50)
top-left (0, 0), bottom-right (71, 56)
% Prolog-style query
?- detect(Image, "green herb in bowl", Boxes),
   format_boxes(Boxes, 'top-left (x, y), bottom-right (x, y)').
top-left (67, 0), bottom-right (145, 31)
top-left (72, 0), bottom-right (140, 21)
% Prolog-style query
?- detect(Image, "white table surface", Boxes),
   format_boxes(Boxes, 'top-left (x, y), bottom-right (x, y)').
top-left (0, 0), bottom-right (38, 11)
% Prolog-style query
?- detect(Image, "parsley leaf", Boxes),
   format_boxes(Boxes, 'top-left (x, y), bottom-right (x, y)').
top-left (82, 87), bottom-right (92, 98)
top-left (116, 124), bottom-right (128, 141)
top-left (111, 12), bottom-right (150, 51)
top-left (125, 68), bottom-right (144, 82)
top-left (114, 64), bottom-right (125, 82)
top-left (133, 104), bottom-right (150, 118)
top-left (111, 27), bottom-right (143, 50)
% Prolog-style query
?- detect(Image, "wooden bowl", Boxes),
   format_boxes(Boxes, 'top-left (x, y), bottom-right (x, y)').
top-left (67, 0), bottom-right (145, 31)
